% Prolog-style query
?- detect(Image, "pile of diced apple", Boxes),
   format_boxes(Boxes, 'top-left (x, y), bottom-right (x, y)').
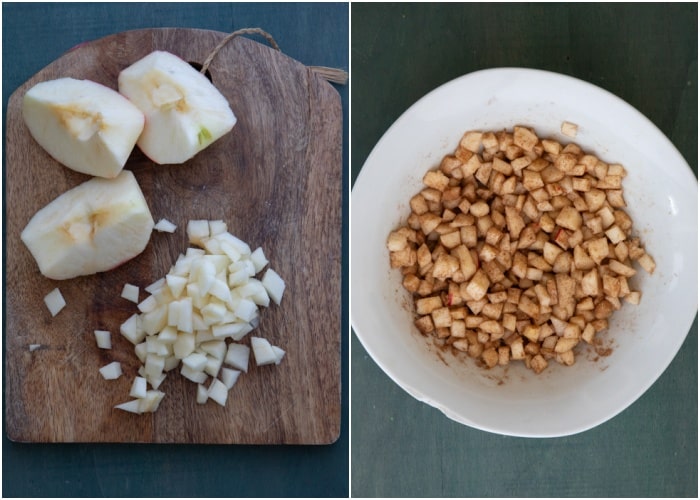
top-left (113, 219), bottom-right (286, 413)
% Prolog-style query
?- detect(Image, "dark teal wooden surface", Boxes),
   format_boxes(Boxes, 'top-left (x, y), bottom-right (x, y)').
top-left (351, 3), bottom-right (697, 498)
top-left (2, 2), bottom-right (348, 497)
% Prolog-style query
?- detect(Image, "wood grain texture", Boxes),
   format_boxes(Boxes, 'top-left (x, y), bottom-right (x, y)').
top-left (5, 28), bottom-right (342, 444)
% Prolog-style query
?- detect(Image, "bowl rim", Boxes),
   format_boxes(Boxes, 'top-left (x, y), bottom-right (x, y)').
top-left (351, 66), bottom-right (698, 438)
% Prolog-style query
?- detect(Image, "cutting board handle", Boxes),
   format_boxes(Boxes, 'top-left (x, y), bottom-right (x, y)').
top-left (201, 27), bottom-right (348, 85)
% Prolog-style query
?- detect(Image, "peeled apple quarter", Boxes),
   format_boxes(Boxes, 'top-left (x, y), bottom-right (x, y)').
top-left (118, 50), bottom-right (237, 165)
top-left (22, 78), bottom-right (145, 178)
top-left (21, 170), bottom-right (154, 280)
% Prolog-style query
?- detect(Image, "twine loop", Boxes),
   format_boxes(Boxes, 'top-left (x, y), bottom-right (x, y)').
top-left (201, 27), bottom-right (348, 85)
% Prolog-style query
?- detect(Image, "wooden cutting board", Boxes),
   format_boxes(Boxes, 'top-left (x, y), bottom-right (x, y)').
top-left (5, 28), bottom-right (342, 444)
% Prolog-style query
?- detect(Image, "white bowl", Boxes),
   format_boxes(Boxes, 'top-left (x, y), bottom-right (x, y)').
top-left (351, 67), bottom-right (698, 438)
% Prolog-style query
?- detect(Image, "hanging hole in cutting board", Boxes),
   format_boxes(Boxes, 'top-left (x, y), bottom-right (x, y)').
top-left (189, 61), bottom-right (212, 82)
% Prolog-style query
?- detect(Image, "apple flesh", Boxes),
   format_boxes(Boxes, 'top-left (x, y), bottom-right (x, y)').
top-left (21, 169), bottom-right (154, 280)
top-left (22, 77), bottom-right (145, 178)
top-left (118, 51), bottom-right (237, 165)
top-left (43, 287), bottom-right (66, 316)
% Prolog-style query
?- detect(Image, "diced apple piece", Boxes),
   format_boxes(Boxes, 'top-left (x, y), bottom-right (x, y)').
top-left (180, 364), bottom-right (207, 384)
top-left (581, 268), bottom-right (600, 297)
top-left (154, 218), bottom-right (177, 233)
top-left (20, 170), bottom-right (154, 280)
top-left (271, 346), bottom-right (286, 365)
top-left (144, 277), bottom-right (166, 294)
top-left (157, 325), bottom-right (178, 344)
top-left (220, 241), bottom-right (242, 263)
top-left (199, 340), bottom-right (227, 360)
top-left (120, 313), bottom-right (145, 345)
top-left (166, 274), bottom-right (188, 298)
top-left (587, 237), bottom-right (609, 265)
top-left (194, 258), bottom-right (217, 295)
top-left (182, 352), bottom-right (207, 372)
top-left (146, 336), bottom-right (170, 356)
top-left (250, 247), bottom-right (269, 273)
top-left (192, 312), bottom-right (207, 331)
top-left (224, 343), bottom-right (250, 372)
top-left (212, 322), bottom-right (250, 339)
top-left (163, 356), bottom-right (180, 372)
top-left (236, 278), bottom-right (265, 298)
top-left (186, 220), bottom-right (210, 246)
top-left (167, 299), bottom-right (180, 328)
top-left (216, 232), bottom-right (252, 256)
top-left (238, 279), bottom-right (270, 307)
top-left (137, 295), bottom-right (158, 313)
top-left (121, 283), bottom-right (140, 303)
top-left (230, 258), bottom-right (256, 276)
top-left (177, 297), bottom-right (194, 333)
top-left (228, 265), bottom-right (253, 287)
top-left (609, 259), bottom-right (637, 277)
top-left (195, 330), bottom-right (215, 344)
top-left (624, 291), bottom-right (642, 305)
top-left (220, 367), bottom-right (241, 389)
top-left (185, 247), bottom-right (206, 258)
top-left (637, 253), bottom-right (656, 274)
top-left (140, 305), bottom-right (168, 335)
top-left (573, 245), bottom-right (595, 270)
top-left (201, 302), bottom-right (227, 325)
top-left (170, 254), bottom-right (193, 277)
top-left (261, 269), bottom-right (286, 305)
top-left (147, 372), bottom-right (168, 390)
top-left (208, 279), bottom-right (232, 304)
top-left (202, 237), bottom-right (223, 255)
top-left (207, 378), bottom-right (228, 407)
top-left (561, 121), bottom-right (578, 138)
top-left (597, 206), bottom-right (616, 229)
top-left (134, 342), bottom-right (148, 364)
top-left (99, 361), bottom-right (122, 380)
top-left (129, 376), bottom-right (148, 399)
top-left (233, 298), bottom-right (257, 323)
top-left (465, 269), bottom-right (490, 301)
top-left (44, 288), bottom-right (66, 317)
top-left (604, 225), bottom-right (626, 245)
top-left (23, 77), bottom-right (144, 178)
top-left (555, 206), bottom-right (583, 231)
top-left (144, 354), bottom-right (165, 379)
top-left (115, 400), bottom-right (142, 414)
top-left (251, 337), bottom-right (278, 366)
top-left (173, 332), bottom-right (195, 359)
top-left (138, 390), bottom-right (165, 413)
top-left (204, 355), bottom-right (223, 378)
top-left (94, 330), bottom-right (112, 349)
top-left (513, 126), bottom-right (538, 151)
top-left (208, 220), bottom-right (227, 236)
top-left (196, 384), bottom-right (208, 404)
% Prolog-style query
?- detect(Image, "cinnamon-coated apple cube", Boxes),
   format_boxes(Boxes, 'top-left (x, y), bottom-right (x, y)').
top-left (636, 253), bottom-right (656, 274)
